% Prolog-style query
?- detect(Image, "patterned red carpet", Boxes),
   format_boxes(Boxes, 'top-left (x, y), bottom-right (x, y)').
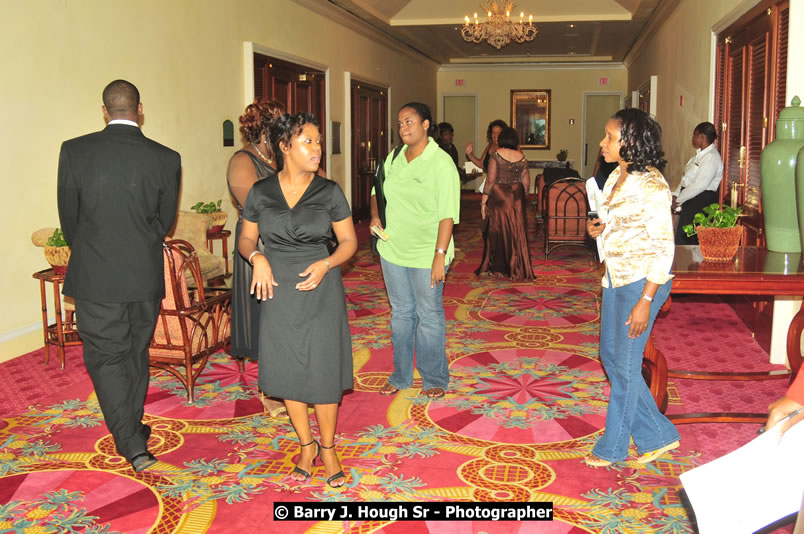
top-left (0, 192), bottom-right (795, 533)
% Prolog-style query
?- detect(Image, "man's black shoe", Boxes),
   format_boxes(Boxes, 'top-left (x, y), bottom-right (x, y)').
top-left (130, 451), bottom-right (158, 473)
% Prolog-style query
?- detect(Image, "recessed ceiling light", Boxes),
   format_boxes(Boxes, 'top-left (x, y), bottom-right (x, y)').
top-left (568, 23), bottom-right (576, 28)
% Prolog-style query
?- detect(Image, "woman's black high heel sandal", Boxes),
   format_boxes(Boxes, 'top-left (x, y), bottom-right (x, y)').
top-left (320, 442), bottom-right (346, 488)
top-left (291, 440), bottom-right (320, 480)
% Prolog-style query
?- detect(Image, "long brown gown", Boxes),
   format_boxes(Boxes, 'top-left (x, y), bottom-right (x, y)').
top-left (475, 151), bottom-right (534, 280)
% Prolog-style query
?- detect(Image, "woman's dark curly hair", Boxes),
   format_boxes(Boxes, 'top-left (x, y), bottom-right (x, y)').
top-left (269, 112), bottom-right (320, 153)
top-left (612, 108), bottom-right (666, 173)
top-left (238, 98), bottom-right (285, 143)
top-left (486, 119), bottom-right (508, 142)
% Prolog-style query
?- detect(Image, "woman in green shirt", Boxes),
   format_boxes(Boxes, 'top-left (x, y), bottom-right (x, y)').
top-left (370, 102), bottom-right (460, 399)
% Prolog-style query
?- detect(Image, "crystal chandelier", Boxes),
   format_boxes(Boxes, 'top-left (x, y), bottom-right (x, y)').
top-left (461, 1), bottom-right (538, 50)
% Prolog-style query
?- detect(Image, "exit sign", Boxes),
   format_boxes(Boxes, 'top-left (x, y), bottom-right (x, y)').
top-left (599, 77), bottom-right (609, 85)
top-left (455, 79), bottom-right (464, 87)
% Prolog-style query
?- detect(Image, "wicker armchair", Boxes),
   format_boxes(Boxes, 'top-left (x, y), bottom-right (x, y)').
top-left (149, 239), bottom-right (232, 403)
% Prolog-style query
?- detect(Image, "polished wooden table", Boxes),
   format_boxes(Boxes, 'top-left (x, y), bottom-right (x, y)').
top-left (32, 269), bottom-right (82, 368)
top-left (644, 246), bottom-right (804, 424)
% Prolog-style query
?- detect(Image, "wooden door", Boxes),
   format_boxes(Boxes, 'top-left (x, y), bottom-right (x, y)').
top-left (715, 0), bottom-right (789, 352)
top-left (351, 81), bottom-right (387, 221)
top-left (254, 54), bottom-right (327, 172)
top-left (716, 0), bottom-right (789, 248)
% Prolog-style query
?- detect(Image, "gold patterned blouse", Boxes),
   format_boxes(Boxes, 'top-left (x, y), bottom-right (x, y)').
top-left (600, 166), bottom-right (674, 288)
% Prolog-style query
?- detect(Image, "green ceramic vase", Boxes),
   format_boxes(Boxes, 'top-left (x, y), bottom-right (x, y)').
top-left (760, 96), bottom-right (804, 252)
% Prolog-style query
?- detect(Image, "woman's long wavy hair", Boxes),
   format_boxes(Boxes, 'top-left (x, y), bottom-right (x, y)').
top-left (486, 119), bottom-right (508, 143)
top-left (613, 108), bottom-right (666, 173)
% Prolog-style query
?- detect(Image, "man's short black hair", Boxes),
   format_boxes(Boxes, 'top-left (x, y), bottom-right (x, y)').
top-left (102, 80), bottom-right (140, 116)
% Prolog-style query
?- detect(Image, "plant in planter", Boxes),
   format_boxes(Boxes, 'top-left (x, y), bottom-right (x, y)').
top-left (556, 148), bottom-right (569, 162)
top-left (44, 228), bottom-right (71, 274)
top-left (191, 200), bottom-right (227, 232)
top-left (682, 203), bottom-right (742, 262)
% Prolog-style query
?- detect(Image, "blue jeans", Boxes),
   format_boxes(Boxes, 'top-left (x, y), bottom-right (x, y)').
top-left (592, 276), bottom-right (679, 462)
top-left (380, 257), bottom-right (449, 390)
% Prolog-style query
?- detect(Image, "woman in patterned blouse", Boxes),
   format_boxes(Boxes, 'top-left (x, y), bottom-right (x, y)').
top-left (584, 108), bottom-right (680, 467)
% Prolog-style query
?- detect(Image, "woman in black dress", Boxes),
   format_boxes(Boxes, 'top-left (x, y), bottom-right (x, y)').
top-left (238, 112), bottom-right (357, 488)
top-left (226, 99), bottom-right (285, 416)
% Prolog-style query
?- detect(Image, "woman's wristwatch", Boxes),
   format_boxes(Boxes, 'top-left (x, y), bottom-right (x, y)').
top-left (641, 294), bottom-right (653, 302)
top-left (435, 248), bottom-right (446, 255)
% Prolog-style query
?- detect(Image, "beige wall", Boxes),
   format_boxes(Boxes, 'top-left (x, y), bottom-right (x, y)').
top-left (0, 0), bottom-right (437, 361)
top-left (437, 66), bottom-right (627, 167)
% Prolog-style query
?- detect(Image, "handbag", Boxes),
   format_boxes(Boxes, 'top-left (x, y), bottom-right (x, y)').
top-left (371, 144), bottom-right (404, 255)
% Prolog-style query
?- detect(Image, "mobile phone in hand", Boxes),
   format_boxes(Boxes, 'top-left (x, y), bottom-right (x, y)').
top-left (588, 211), bottom-right (601, 226)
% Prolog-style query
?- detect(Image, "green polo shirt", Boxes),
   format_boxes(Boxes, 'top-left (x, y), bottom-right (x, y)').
top-left (377, 137), bottom-right (460, 268)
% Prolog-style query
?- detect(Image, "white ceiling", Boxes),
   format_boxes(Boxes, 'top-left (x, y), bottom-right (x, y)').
top-left (318, 0), bottom-right (670, 65)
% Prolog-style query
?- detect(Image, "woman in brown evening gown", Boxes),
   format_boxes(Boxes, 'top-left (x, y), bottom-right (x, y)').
top-left (475, 127), bottom-right (534, 280)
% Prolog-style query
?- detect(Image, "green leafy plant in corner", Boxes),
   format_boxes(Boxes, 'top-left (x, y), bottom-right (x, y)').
top-left (46, 228), bottom-right (69, 247)
top-left (682, 203), bottom-right (741, 237)
top-left (190, 200), bottom-right (223, 213)
top-left (556, 148), bottom-right (569, 161)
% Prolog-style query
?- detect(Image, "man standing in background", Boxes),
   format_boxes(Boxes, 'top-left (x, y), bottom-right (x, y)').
top-left (57, 79), bottom-right (181, 472)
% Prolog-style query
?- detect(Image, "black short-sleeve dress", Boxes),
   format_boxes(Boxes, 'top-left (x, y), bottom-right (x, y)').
top-left (243, 174), bottom-right (353, 404)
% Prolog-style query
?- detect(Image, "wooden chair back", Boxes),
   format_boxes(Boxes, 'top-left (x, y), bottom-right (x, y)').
top-left (149, 239), bottom-right (231, 403)
top-left (543, 177), bottom-right (591, 257)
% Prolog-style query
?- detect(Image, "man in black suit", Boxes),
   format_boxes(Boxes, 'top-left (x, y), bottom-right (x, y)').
top-left (57, 80), bottom-right (180, 472)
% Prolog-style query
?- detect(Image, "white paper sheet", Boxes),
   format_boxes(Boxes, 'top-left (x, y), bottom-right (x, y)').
top-left (680, 421), bottom-right (804, 534)
top-left (585, 178), bottom-right (605, 262)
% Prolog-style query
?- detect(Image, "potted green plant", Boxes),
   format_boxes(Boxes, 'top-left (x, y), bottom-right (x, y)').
top-left (682, 203), bottom-right (742, 262)
top-left (191, 200), bottom-right (227, 232)
top-left (556, 148), bottom-right (569, 162)
top-left (44, 228), bottom-right (71, 274)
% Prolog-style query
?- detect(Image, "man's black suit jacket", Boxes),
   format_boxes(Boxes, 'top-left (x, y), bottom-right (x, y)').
top-left (57, 124), bottom-right (181, 303)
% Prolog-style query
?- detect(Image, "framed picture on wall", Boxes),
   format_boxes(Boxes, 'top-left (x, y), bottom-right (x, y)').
top-left (510, 89), bottom-right (551, 149)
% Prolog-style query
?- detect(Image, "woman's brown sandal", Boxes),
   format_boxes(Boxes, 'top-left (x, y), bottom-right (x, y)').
top-left (379, 382), bottom-right (400, 396)
top-left (422, 387), bottom-right (445, 399)
top-left (583, 455), bottom-right (612, 467)
top-left (259, 391), bottom-right (288, 418)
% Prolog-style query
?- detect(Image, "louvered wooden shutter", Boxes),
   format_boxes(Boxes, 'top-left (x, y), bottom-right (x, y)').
top-left (714, 44), bottom-right (726, 154)
top-left (745, 32), bottom-right (769, 207)
top-left (724, 47), bottom-right (744, 194)
top-left (772, 2), bottom-right (789, 138)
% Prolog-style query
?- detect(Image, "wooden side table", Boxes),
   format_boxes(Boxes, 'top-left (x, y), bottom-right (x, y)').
top-left (206, 228), bottom-right (231, 274)
top-left (32, 269), bottom-right (82, 369)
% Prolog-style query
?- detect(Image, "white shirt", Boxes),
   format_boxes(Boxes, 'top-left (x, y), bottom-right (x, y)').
top-left (107, 119), bottom-right (139, 127)
top-left (673, 143), bottom-right (723, 205)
